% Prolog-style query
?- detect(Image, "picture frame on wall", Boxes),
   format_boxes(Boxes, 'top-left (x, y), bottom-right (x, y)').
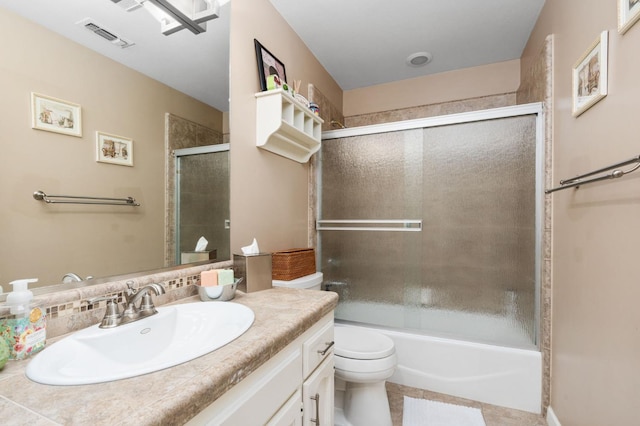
top-left (618, 0), bottom-right (640, 34)
top-left (31, 92), bottom-right (82, 137)
top-left (96, 131), bottom-right (133, 167)
top-left (254, 39), bottom-right (287, 91)
top-left (572, 31), bottom-right (608, 118)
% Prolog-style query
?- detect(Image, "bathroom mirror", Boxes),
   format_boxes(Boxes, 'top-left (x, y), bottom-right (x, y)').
top-left (0, 0), bottom-right (230, 292)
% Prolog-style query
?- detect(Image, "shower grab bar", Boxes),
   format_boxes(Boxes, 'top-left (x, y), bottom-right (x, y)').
top-left (316, 219), bottom-right (422, 232)
top-left (33, 190), bottom-right (140, 206)
top-left (545, 154), bottom-right (640, 194)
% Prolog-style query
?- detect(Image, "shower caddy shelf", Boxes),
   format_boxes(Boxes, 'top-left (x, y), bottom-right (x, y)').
top-left (255, 89), bottom-right (324, 163)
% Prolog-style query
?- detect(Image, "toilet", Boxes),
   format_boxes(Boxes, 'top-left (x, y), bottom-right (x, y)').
top-left (273, 273), bottom-right (397, 426)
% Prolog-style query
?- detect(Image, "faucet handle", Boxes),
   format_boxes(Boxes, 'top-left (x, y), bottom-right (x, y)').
top-left (139, 293), bottom-right (157, 314)
top-left (85, 295), bottom-right (121, 329)
top-left (86, 294), bottom-right (118, 305)
top-left (138, 283), bottom-right (165, 314)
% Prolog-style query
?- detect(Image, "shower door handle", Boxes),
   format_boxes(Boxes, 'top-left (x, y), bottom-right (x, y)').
top-left (316, 219), bottom-right (422, 232)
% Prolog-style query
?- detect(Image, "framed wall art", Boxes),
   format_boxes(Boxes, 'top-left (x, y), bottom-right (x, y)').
top-left (254, 39), bottom-right (287, 91)
top-left (31, 92), bottom-right (82, 137)
top-left (618, 0), bottom-right (640, 34)
top-left (572, 31), bottom-right (608, 117)
top-left (96, 131), bottom-right (133, 167)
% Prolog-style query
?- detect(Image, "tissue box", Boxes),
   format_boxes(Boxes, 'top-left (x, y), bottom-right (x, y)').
top-left (271, 248), bottom-right (316, 280)
top-left (181, 250), bottom-right (217, 264)
top-left (233, 253), bottom-right (272, 293)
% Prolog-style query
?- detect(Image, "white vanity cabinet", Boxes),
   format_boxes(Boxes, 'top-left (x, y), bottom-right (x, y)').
top-left (187, 312), bottom-right (334, 426)
top-left (302, 319), bottom-right (335, 426)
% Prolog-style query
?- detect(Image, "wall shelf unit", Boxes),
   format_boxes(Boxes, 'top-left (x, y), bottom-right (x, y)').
top-left (255, 89), bottom-right (324, 163)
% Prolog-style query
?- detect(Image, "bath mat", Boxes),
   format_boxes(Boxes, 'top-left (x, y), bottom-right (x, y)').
top-left (402, 396), bottom-right (486, 426)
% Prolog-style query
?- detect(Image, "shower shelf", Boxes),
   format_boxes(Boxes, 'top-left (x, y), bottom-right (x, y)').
top-left (255, 89), bottom-right (324, 163)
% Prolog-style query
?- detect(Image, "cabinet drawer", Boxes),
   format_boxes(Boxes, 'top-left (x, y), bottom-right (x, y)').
top-left (303, 319), bottom-right (334, 378)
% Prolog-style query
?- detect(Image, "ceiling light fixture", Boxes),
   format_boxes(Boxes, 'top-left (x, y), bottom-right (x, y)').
top-left (111, 0), bottom-right (222, 35)
top-left (406, 52), bottom-right (433, 67)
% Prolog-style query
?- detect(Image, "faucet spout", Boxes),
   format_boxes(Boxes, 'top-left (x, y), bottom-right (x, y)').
top-left (128, 283), bottom-right (166, 306)
top-left (118, 282), bottom-right (166, 325)
top-left (62, 273), bottom-right (83, 283)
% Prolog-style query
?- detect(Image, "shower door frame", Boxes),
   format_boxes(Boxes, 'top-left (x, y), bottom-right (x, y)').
top-left (318, 103), bottom-right (545, 348)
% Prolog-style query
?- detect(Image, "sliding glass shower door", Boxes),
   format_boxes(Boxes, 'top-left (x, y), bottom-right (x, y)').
top-left (318, 111), bottom-right (541, 349)
top-left (175, 145), bottom-right (230, 264)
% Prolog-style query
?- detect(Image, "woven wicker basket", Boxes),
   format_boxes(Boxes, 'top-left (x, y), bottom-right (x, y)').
top-left (271, 248), bottom-right (316, 281)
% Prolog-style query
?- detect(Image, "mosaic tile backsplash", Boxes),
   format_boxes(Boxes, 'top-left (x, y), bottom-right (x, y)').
top-left (28, 261), bottom-right (232, 339)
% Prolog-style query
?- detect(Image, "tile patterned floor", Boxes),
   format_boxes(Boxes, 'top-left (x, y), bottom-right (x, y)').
top-left (386, 383), bottom-right (547, 426)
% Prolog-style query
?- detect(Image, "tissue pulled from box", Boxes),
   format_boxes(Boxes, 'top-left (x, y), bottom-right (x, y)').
top-left (195, 236), bottom-right (208, 251)
top-left (241, 238), bottom-right (260, 255)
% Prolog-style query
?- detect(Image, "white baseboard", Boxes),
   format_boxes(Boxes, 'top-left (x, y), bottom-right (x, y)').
top-left (546, 406), bottom-right (561, 426)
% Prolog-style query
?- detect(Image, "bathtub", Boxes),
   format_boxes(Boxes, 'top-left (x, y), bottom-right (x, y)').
top-left (335, 306), bottom-right (542, 414)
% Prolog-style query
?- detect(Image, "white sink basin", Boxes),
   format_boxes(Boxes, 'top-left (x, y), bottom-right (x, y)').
top-left (26, 302), bottom-right (254, 385)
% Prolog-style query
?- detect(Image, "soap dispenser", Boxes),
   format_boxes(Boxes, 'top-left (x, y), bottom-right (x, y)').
top-left (0, 278), bottom-right (47, 360)
top-left (6, 278), bottom-right (37, 317)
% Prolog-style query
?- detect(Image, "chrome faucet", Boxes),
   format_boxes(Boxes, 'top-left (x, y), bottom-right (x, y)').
top-left (62, 272), bottom-right (83, 283)
top-left (62, 272), bottom-right (95, 283)
top-left (86, 281), bottom-right (166, 329)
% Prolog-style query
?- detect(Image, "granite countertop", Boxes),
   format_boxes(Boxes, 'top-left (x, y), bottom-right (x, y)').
top-left (0, 288), bottom-right (338, 425)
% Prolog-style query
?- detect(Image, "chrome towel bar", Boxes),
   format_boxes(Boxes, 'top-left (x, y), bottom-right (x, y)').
top-left (545, 154), bottom-right (640, 194)
top-left (33, 190), bottom-right (140, 206)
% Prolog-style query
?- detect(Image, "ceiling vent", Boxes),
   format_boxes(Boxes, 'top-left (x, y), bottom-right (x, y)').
top-left (76, 18), bottom-right (135, 49)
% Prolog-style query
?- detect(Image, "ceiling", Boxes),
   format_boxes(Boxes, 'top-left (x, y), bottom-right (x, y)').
top-left (1, 0), bottom-right (545, 112)
top-left (0, 0), bottom-right (230, 111)
top-left (271, 0), bottom-right (546, 90)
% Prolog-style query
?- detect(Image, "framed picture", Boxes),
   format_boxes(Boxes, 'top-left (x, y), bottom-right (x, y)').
top-left (572, 31), bottom-right (608, 117)
top-left (96, 131), bottom-right (133, 167)
top-left (618, 0), bottom-right (640, 34)
top-left (31, 93), bottom-right (82, 137)
top-left (254, 39), bottom-right (287, 91)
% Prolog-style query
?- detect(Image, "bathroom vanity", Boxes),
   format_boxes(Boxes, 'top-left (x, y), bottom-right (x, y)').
top-left (0, 288), bottom-right (338, 425)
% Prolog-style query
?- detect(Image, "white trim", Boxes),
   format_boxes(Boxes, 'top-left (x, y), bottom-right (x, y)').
top-left (322, 103), bottom-right (543, 140)
top-left (546, 406), bottom-right (562, 426)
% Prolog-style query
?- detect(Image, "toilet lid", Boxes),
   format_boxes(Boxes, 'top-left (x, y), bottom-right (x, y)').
top-left (334, 327), bottom-right (395, 360)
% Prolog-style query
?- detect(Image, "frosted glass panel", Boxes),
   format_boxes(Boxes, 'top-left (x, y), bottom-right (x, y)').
top-left (177, 151), bottom-right (230, 262)
top-left (319, 115), bottom-right (538, 349)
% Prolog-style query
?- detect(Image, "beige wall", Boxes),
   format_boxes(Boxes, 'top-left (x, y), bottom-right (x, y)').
top-left (0, 10), bottom-right (222, 287)
top-left (524, 2), bottom-right (640, 425)
top-left (344, 59), bottom-right (521, 116)
top-left (228, 0), bottom-right (342, 254)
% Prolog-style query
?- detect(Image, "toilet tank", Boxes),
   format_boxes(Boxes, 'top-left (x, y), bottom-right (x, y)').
top-left (272, 272), bottom-right (323, 290)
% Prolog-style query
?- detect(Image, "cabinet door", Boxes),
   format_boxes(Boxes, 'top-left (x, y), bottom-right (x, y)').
top-left (267, 389), bottom-right (303, 426)
top-left (302, 356), bottom-right (334, 426)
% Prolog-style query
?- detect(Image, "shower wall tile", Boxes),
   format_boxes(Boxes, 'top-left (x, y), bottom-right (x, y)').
top-left (517, 35), bottom-right (553, 105)
top-left (345, 93), bottom-right (516, 128)
top-left (516, 34), bottom-right (554, 414)
top-left (308, 84), bottom-right (345, 131)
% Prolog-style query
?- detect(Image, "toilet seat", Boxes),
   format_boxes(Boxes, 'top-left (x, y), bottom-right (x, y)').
top-left (334, 327), bottom-right (395, 360)
top-left (335, 352), bottom-right (397, 376)
top-left (334, 327), bottom-right (397, 376)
